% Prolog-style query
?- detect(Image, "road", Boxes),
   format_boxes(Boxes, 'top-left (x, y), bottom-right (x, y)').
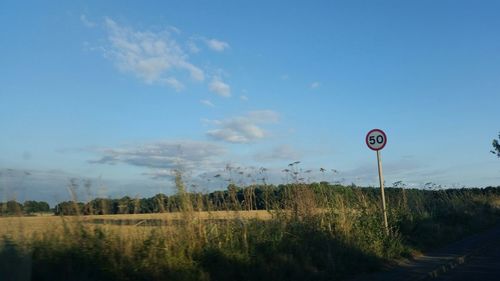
top-left (432, 240), bottom-right (500, 281)
top-left (349, 224), bottom-right (500, 281)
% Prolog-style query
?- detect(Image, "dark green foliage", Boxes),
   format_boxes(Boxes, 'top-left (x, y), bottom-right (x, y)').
top-left (1, 200), bottom-right (51, 216)
top-left (52, 185), bottom-right (500, 216)
top-left (0, 219), bottom-right (385, 281)
top-left (0, 239), bottom-right (32, 281)
top-left (0, 201), bottom-right (24, 215)
top-left (197, 222), bottom-right (381, 281)
top-left (1, 185), bottom-right (500, 281)
top-left (23, 201), bottom-right (50, 214)
top-left (385, 187), bottom-right (500, 251)
top-left (54, 201), bottom-right (84, 216)
top-left (492, 132), bottom-right (500, 157)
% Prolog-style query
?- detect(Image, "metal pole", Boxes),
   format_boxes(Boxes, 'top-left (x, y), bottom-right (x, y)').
top-left (377, 150), bottom-right (389, 235)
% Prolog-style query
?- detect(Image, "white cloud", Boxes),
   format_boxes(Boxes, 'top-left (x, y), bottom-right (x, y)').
top-left (0, 168), bottom-right (83, 205)
top-left (167, 26), bottom-right (181, 34)
top-left (209, 77), bottom-right (231, 97)
top-left (187, 40), bottom-right (200, 53)
top-left (160, 77), bottom-right (184, 91)
top-left (141, 169), bottom-right (174, 180)
top-left (90, 141), bottom-right (225, 173)
top-left (103, 18), bottom-right (204, 90)
top-left (246, 110), bottom-right (280, 123)
top-left (240, 95), bottom-right (248, 101)
top-left (207, 122), bottom-right (264, 143)
top-left (200, 99), bottom-right (215, 107)
top-left (80, 14), bottom-right (96, 28)
top-left (181, 62), bottom-right (204, 81)
top-left (310, 81), bottom-right (320, 89)
top-left (206, 110), bottom-right (279, 143)
top-left (254, 145), bottom-right (301, 162)
top-left (206, 39), bottom-right (230, 52)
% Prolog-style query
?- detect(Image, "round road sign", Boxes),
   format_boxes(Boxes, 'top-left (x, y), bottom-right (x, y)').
top-left (366, 129), bottom-right (387, 151)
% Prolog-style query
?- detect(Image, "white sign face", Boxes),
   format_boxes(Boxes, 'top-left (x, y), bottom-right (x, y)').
top-left (366, 129), bottom-right (387, 151)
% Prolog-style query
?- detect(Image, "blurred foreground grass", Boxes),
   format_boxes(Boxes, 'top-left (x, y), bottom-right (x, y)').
top-left (1, 181), bottom-right (500, 281)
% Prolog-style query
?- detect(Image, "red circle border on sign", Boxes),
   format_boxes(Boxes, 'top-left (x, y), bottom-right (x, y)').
top-left (365, 129), bottom-right (387, 151)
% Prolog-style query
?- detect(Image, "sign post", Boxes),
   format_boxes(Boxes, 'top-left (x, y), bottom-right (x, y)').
top-left (365, 129), bottom-right (389, 235)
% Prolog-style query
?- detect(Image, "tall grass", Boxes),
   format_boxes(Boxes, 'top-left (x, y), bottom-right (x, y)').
top-left (1, 179), bottom-right (499, 281)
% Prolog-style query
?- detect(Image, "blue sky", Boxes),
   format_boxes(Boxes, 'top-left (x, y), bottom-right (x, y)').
top-left (1, 1), bottom-right (499, 204)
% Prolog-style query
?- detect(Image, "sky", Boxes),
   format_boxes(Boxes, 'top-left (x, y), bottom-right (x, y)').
top-left (1, 1), bottom-right (500, 205)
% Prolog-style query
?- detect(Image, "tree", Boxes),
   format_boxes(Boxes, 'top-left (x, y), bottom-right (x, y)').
top-left (23, 201), bottom-right (50, 214)
top-left (492, 132), bottom-right (500, 158)
top-left (0, 200), bottom-right (23, 215)
top-left (54, 201), bottom-right (84, 216)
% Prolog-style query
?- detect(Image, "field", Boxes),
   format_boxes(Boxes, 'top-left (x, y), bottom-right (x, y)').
top-left (1, 183), bottom-right (500, 281)
top-left (0, 211), bottom-right (272, 241)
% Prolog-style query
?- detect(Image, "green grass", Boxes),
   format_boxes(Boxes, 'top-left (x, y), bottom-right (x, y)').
top-left (1, 183), bottom-right (499, 281)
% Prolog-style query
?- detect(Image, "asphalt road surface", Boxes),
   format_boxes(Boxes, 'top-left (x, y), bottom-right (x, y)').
top-left (432, 240), bottom-right (500, 281)
top-left (349, 225), bottom-right (500, 281)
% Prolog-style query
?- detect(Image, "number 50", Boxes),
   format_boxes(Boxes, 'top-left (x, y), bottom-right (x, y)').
top-left (369, 135), bottom-right (384, 145)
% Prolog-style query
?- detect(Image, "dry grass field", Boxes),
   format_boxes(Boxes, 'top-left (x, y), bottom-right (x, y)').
top-left (0, 210), bottom-right (273, 243)
top-left (1, 185), bottom-right (500, 281)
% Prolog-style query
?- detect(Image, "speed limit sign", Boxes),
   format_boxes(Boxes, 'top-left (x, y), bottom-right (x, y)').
top-left (366, 128), bottom-right (389, 235)
top-left (365, 129), bottom-right (387, 151)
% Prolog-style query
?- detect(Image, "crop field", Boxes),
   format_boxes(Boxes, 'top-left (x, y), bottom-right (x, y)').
top-left (1, 183), bottom-right (500, 281)
top-left (0, 210), bottom-right (272, 240)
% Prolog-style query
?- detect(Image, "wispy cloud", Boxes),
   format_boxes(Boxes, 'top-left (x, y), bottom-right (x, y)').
top-left (166, 26), bottom-right (181, 34)
top-left (80, 14), bottom-right (96, 28)
top-left (141, 169), bottom-right (174, 180)
top-left (206, 110), bottom-right (279, 143)
top-left (206, 38), bottom-right (230, 52)
top-left (246, 110), bottom-right (280, 123)
top-left (103, 18), bottom-right (204, 90)
top-left (162, 77), bottom-right (184, 91)
top-left (310, 81), bottom-right (320, 89)
top-left (187, 40), bottom-right (200, 53)
top-left (89, 141), bottom-right (226, 173)
top-left (254, 144), bottom-right (301, 162)
top-left (0, 168), bottom-right (170, 204)
top-left (0, 168), bottom-right (83, 205)
top-left (200, 99), bottom-right (215, 107)
top-left (209, 77), bottom-right (231, 97)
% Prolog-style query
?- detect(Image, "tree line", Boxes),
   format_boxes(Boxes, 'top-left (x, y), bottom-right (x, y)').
top-left (0, 200), bottom-right (50, 216)
top-left (3, 183), bottom-right (500, 216)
